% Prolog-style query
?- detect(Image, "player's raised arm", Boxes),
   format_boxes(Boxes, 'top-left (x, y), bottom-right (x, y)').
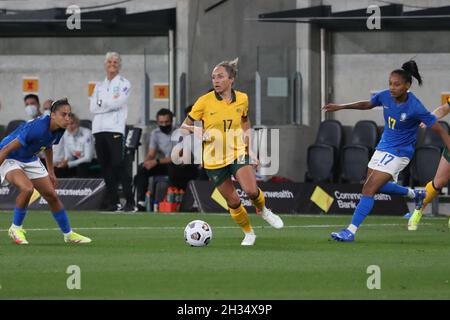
top-left (431, 103), bottom-right (450, 120)
top-left (322, 101), bottom-right (374, 112)
top-left (419, 103), bottom-right (450, 128)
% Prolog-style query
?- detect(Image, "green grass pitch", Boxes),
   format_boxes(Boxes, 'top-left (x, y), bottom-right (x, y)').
top-left (0, 211), bottom-right (449, 299)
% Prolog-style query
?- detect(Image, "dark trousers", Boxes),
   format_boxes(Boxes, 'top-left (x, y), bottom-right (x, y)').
top-left (135, 163), bottom-right (169, 202)
top-left (134, 162), bottom-right (199, 202)
top-left (168, 163), bottom-right (198, 190)
top-left (54, 161), bottom-right (96, 178)
top-left (94, 132), bottom-right (134, 206)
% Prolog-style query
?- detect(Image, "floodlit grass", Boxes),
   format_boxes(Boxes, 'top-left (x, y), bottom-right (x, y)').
top-left (0, 211), bottom-right (449, 299)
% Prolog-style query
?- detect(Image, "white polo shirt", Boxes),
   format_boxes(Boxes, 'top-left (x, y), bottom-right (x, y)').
top-left (89, 74), bottom-right (131, 135)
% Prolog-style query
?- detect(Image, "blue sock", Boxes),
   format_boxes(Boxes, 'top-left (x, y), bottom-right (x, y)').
top-left (351, 196), bottom-right (375, 228)
top-left (52, 208), bottom-right (72, 234)
top-left (379, 182), bottom-right (409, 196)
top-left (13, 207), bottom-right (27, 226)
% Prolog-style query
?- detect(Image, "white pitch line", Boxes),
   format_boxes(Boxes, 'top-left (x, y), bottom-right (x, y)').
top-left (0, 223), bottom-right (431, 232)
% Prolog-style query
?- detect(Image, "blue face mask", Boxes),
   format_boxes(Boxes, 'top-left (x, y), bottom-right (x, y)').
top-left (43, 110), bottom-right (51, 116)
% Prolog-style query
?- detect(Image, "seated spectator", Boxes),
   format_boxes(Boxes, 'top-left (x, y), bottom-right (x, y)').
top-left (134, 108), bottom-right (198, 211)
top-left (42, 99), bottom-right (54, 116)
top-left (54, 113), bottom-right (96, 178)
top-left (24, 94), bottom-right (42, 119)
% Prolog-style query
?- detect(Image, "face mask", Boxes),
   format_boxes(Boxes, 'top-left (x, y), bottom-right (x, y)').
top-left (25, 105), bottom-right (38, 118)
top-left (159, 125), bottom-right (172, 134)
top-left (43, 109), bottom-right (51, 116)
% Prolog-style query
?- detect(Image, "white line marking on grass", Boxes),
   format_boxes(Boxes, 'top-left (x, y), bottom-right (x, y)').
top-left (0, 223), bottom-right (431, 232)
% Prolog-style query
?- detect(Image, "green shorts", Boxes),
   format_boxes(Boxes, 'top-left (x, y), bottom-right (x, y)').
top-left (443, 147), bottom-right (450, 163)
top-left (205, 155), bottom-right (251, 188)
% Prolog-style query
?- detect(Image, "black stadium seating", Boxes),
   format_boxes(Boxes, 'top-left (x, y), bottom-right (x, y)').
top-left (340, 120), bottom-right (379, 183)
top-left (315, 120), bottom-right (343, 150)
top-left (305, 119), bottom-right (448, 187)
top-left (340, 145), bottom-right (370, 183)
top-left (79, 119), bottom-right (92, 130)
top-left (410, 145), bottom-right (441, 186)
top-left (306, 144), bottom-right (335, 182)
top-left (305, 120), bottom-right (343, 182)
top-left (349, 120), bottom-right (379, 152)
top-left (422, 121), bottom-right (450, 150)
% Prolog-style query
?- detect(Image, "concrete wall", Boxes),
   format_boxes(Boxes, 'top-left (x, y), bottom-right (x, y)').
top-left (184, 0), bottom-right (323, 181)
top-left (0, 36), bottom-right (168, 126)
top-left (186, 0), bottom-right (296, 113)
top-left (330, 31), bottom-right (450, 126)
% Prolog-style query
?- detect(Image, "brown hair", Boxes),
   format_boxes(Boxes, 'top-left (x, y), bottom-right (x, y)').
top-left (69, 113), bottom-right (80, 126)
top-left (215, 57), bottom-right (239, 79)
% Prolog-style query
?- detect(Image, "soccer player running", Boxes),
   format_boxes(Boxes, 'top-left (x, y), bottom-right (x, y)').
top-left (181, 58), bottom-right (283, 246)
top-left (323, 60), bottom-right (450, 242)
top-left (0, 98), bottom-right (91, 245)
top-left (408, 97), bottom-right (450, 230)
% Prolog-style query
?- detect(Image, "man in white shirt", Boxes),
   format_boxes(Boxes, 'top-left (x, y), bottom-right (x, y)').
top-left (89, 52), bottom-right (136, 212)
top-left (54, 113), bottom-right (95, 178)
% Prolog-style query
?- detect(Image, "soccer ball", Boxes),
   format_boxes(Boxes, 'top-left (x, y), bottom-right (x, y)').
top-left (184, 220), bottom-right (212, 247)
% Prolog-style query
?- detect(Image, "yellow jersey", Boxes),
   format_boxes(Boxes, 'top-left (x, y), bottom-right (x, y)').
top-left (188, 89), bottom-right (249, 169)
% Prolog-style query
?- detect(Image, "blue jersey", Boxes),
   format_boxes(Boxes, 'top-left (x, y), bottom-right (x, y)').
top-left (371, 89), bottom-right (437, 159)
top-left (0, 115), bottom-right (65, 163)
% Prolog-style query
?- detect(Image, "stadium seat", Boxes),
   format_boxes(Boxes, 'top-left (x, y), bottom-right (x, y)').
top-left (305, 144), bottom-right (334, 182)
top-left (350, 120), bottom-right (379, 153)
top-left (315, 120), bottom-right (343, 150)
top-left (410, 145), bottom-right (441, 186)
top-left (422, 121), bottom-right (450, 149)
top-left (305, 120), bottom-right (343, 182)
top-left (79, 119), bottom-right (92, 130)
top-left (4, 120), bottom-right (25, 136)
top-left (338, 120), bottom-right (378, 183)
top-left (340, 145), bottom-right (370, 183)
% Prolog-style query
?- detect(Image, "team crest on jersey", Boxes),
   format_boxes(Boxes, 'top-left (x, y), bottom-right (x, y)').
top-left (236, 108), bottom-right (242, 113)
top-left (400, 113), bottom-right (407, 122)
top-left (113, 86), bottom-right (120, 99)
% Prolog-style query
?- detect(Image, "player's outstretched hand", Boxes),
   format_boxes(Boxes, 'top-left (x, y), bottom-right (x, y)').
top-left (322, 103), bottom-right (342, 112)
top-left (419, 122), bottom-right (426, 129)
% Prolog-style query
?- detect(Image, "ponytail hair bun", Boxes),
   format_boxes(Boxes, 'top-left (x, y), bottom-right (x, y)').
top-left (215, 58), bottom-right (239, 79)
top-left (401, 60), bottom-right (423, 86)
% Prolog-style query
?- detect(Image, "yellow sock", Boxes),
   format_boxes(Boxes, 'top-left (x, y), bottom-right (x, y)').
top-left (250, 188), bottom-right (265, 212)
top-left (229, 204), bottom-right (253, 233)
top-left (423, 181), bottom-right (439, 209)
